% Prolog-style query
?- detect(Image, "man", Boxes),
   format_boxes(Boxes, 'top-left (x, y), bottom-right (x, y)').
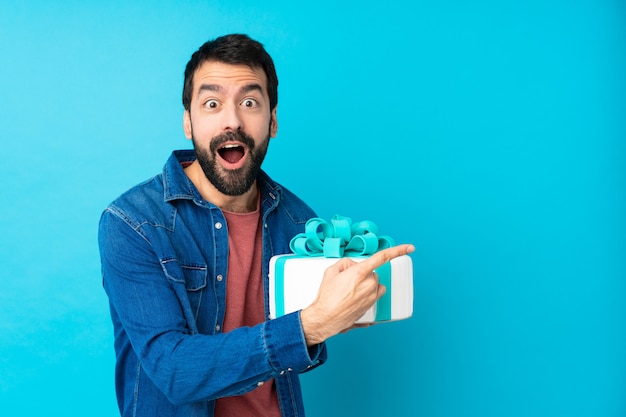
top-left (98, 34), bottom-right (413, 417)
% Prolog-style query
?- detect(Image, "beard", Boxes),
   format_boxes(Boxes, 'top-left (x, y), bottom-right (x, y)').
top-left (192, 129), bottom-right (270, 196)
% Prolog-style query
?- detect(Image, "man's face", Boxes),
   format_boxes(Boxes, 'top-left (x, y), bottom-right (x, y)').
top-left (183, 61), bottom-right (278, 196)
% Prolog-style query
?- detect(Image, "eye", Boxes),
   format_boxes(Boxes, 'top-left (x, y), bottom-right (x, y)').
top-left (241, 98), bottom-right (259, 109)
top-left (204, 99), bottom-right (219, 109)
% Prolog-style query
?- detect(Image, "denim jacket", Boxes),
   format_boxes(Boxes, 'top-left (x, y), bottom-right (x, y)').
top-left (98, 150), bottom-right (327, 417)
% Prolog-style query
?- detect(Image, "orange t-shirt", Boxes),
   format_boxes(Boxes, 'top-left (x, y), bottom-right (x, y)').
top-left (214, 203), bottom-right (281, 417)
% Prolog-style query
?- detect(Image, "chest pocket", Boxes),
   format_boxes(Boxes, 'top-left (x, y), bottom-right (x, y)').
top-left (160, 258), bottom-right (208, 323)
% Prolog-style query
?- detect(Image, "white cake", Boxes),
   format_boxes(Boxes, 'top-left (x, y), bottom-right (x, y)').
top-left (269, 254), bottom-right (413, 324)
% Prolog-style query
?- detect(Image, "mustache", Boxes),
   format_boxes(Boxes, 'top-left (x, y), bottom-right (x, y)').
top-left (209, 130), bottom-right (256, 154)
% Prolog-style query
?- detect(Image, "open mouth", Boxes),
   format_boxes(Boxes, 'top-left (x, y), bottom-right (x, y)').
top-left (217, 143), bottom-right (246, 165)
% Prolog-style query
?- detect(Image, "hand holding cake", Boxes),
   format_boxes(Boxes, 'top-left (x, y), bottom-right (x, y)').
top-left (299, 243), bottom-right (415, 346)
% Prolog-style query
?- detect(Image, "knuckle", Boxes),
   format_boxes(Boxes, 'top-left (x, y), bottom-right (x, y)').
top-left (364, 277), bottom-right (378, 292)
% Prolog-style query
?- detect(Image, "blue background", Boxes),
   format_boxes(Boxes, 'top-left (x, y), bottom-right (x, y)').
top-left (1, 1), bottom-right (625, 416)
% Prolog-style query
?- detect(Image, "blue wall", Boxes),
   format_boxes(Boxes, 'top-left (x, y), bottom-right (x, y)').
top-left (1, 1), bottom-right (624, 415)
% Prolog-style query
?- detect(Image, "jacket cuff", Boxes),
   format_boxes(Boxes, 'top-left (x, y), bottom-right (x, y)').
top-left (263, 311), bottom-right (324, 373)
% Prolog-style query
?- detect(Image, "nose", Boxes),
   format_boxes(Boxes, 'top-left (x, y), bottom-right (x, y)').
top-left (220, 102), bottom-right (243, 132)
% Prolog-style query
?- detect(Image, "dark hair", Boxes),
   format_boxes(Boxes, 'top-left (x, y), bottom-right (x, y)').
top-left (182, 34), bottom-right (278, 111)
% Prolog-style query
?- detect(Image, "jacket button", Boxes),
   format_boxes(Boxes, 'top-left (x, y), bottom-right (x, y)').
top-left (215, 325), bottom-right (221, 331)
top-left (257, 381), bottom-right (264, 387)
top-left (216, 274), bottom-right (223, 282)
top-left (215, 222), bottom-right (223, 229)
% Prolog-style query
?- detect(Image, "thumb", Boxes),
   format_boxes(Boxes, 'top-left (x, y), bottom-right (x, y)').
top-left (375, 283), bottom-right (387, 300)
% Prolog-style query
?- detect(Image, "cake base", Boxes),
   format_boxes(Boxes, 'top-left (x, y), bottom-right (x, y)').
top-left (269, 255), bottom-right (413, 323)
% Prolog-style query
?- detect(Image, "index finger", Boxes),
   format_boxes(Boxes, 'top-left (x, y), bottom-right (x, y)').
top-left (354, 244), bottom-right (415, 273)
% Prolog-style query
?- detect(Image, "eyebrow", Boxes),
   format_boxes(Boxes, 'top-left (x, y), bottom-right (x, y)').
top-left (196, 83), bottom-right (264, 97)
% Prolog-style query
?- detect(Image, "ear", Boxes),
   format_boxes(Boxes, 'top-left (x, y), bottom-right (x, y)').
top-left (269, 107), bottom-right (278, 138)
top-left (183, 110), bottom-right (192, 139)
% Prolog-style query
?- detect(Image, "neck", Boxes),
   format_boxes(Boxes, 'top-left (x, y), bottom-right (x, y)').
top-left (184, 160), bottom-right (259, 213)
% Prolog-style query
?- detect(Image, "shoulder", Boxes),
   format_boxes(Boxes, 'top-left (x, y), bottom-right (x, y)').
top-left (259, 171), bottom-right (316, 225)
top-left (112, 174), bottom-right (163, 207)
top-left (277, 182), bottom-right (314, 214)
top-left (100, 173), bottom-right (170, 230)
top-left (100, 151), bottom-right (197, 229)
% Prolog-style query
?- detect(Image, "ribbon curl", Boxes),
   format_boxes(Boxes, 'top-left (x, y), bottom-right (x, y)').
top-left (289, 215), bottom-right (395, 258)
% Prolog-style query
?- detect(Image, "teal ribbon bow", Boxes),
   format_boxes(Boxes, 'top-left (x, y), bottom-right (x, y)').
top-left (274, 215), bottom-right (397, 321)
top-left (289, 215), bottom-right (396, 258)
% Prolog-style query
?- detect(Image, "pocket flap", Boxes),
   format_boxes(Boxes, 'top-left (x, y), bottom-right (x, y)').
top-left (160, 258), bottom-right (207, 291)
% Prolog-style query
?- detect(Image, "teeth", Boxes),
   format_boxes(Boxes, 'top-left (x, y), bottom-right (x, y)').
top-left (222, 144), bottom-right (240, 149)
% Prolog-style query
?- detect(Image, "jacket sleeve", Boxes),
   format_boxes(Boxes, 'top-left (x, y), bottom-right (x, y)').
top-left (98, 208), bottom-right (325, 406)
